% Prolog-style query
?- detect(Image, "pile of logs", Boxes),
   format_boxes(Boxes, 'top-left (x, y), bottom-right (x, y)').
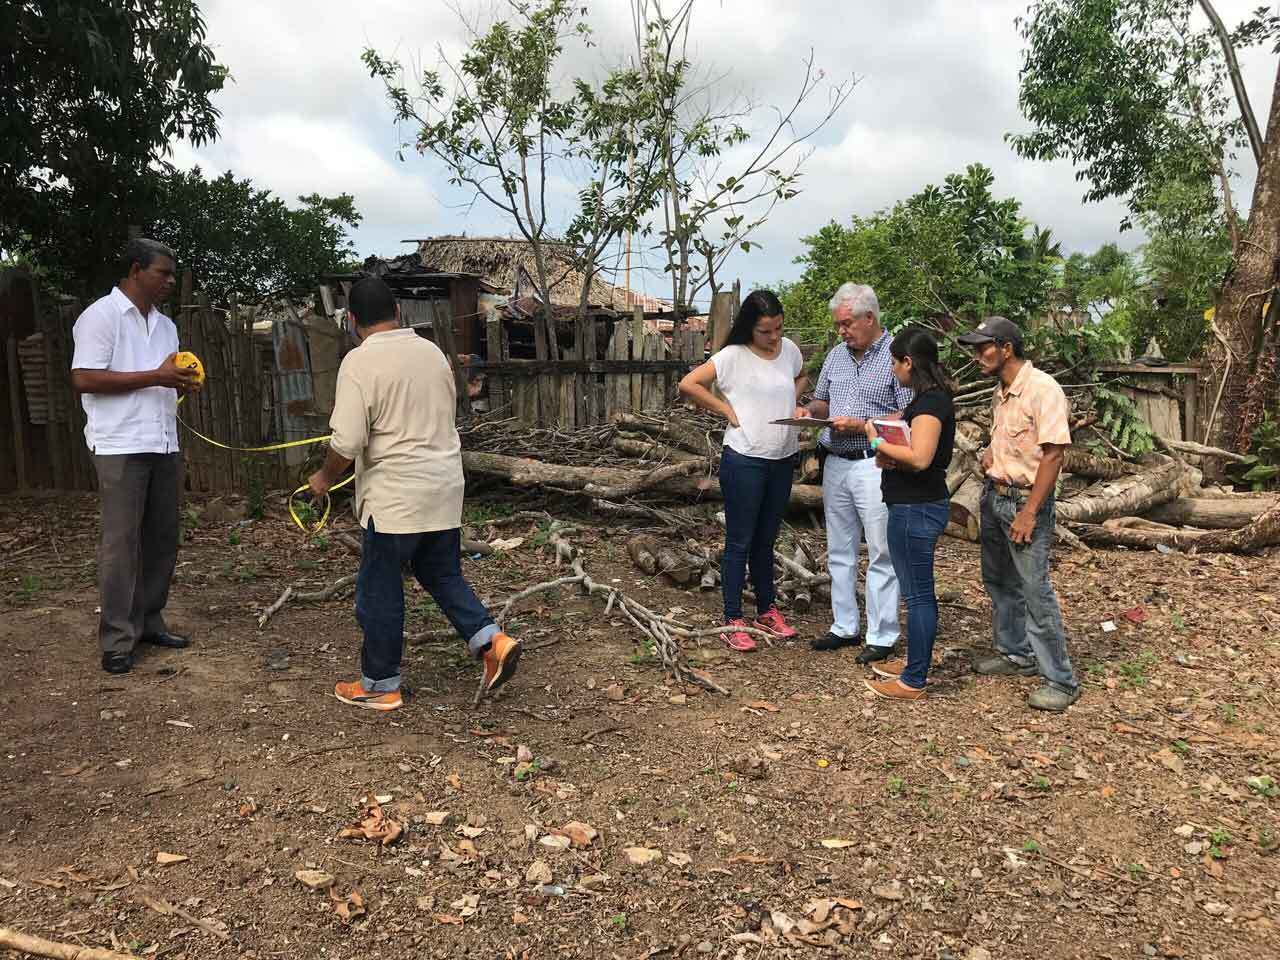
top-left (458, 409), bottom-right (1280, 555)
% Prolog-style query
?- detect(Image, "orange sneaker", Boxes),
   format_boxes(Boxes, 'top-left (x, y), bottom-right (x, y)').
top-left (864, 677), bottom-right (926, 702)
top-left (334, 679), bottom-right (403, 712)
top-left (482, 633), bottom-right (522, 692)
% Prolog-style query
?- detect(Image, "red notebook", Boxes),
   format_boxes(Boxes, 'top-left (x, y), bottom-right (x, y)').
top-left (873, 418), bottom-right (911, 446)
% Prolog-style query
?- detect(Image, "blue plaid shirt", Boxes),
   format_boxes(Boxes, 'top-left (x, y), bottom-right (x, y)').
top-left (813, 330), bottom-right (914, 454)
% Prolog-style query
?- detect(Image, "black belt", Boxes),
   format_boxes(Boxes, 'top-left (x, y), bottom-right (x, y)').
top-left (821, 446), bottom-right (876, 461)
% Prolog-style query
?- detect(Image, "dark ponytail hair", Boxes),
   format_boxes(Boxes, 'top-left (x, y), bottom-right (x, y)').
top-left (890, 326), bottom-right (953, 395)
top-left (723, 289), bottom-right (785, 347)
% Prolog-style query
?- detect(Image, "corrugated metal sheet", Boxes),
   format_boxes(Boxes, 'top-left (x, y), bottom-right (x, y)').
top-left (270, 317), bottom-right (316, 448)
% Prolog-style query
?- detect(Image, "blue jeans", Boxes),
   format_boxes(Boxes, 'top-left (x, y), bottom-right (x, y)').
top-left (886, 501), bottom-right (949, 688)
top-left (979, 485), bottom-right (1078, 692)
top-left (355, 518), bottom-right (499, 692)
top-left (719, 446), bottom-right (794, 621)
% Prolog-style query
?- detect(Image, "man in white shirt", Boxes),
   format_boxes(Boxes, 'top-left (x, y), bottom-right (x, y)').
top-left (308, 276), bottom-right (520, 712)
top-left (71, 239), bottom-right (202, 674)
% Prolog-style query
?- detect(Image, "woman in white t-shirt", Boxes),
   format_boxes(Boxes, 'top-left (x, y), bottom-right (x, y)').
top-left (679, 290), bottom-right (808, 651)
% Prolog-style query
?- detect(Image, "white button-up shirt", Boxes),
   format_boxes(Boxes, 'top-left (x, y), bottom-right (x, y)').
top-left (71, 287), bottom-right (180, 455)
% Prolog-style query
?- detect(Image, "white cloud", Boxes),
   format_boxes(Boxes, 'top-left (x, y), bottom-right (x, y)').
top-left (178, 0), bottom-right (1275, 301)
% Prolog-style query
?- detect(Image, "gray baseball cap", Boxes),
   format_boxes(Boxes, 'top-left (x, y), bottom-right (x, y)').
top-left (957, 316), bottom-right (1023, 349)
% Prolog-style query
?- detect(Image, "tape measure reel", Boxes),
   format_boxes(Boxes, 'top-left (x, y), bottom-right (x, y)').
top-left (174, 351), bottom-right (206, 385)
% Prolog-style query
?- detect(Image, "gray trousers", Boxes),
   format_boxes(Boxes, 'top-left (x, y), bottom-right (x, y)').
top-left (979, 484), bottom-right (1078, 692)
top-left (92, 453), bottom-right (181, 655)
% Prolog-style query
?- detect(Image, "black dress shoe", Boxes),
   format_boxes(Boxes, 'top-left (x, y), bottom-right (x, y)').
top-left (102, 652), bottom-right (134, 674)
top-left (810, 631), bottom-right (861, 651)
top-left (140, 631), bottom-right (191, 649)
top-left (855, 644), bottom-right (896, 665)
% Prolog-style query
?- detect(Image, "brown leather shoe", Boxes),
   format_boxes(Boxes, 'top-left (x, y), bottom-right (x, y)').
top-left (871, 659), bottom-right (906, 680)
top-left (864, 677), bottom-right (926, 702)
top-left (482, 633), bottom-right (521, 692)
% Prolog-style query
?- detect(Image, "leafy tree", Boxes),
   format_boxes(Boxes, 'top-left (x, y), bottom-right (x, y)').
top-left (1008, 0), bottom-right (1280, 451)
top-left (780, 164), bottom-right (1057, 339)
top-left (0, 0), bottom-right (227, 294)
top-left (364, 0), bottom-right (671, 353)
top-left (147, 168), bottom-right (362, 304)
top-left (630, 0), bottom-right (854, 311)
top-left (1128, 178), bottom-right (1232, 361)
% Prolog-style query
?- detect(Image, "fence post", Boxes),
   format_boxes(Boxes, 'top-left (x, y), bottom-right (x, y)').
top-left (6, 336), bottom-right (28, 489)
top-left (630, 306), bottom-right (645, 411)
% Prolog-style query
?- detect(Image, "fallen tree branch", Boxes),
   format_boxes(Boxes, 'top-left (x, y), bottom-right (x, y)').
top-left (1055, 458), bottom-right (1185, 524)
top-left (1158, 438), bottom-right (1253, 463)
top-left (258, 586), bottom-right (293, 628)
top-left (582, 459), bottom-right (708, 499)
top-left (1072, 495), bottom-right (1280, 553)
top-left (0, 927), bottom-right (137, 960)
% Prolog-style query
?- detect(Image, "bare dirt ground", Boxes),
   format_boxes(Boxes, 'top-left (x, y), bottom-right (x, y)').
top-left (0, 490), bottom-right (1277, 960)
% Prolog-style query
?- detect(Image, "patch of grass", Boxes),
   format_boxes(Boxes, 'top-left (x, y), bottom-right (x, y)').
top-left (887, 776), bottom-right (906, 798)
top-left (1085, 660), bottom-right (1106, 678)
top-left (1258, 827), bottom-right (1277, 853)
top-left (1170, 612), bottom-right (1187, 630)
top-left (1171, 739), bottom-right (1191, 756)
top-left (312, 534), bottom-right (329, 550)
top-left (1209, 827), bottom-right (1232, 859)
top-left (514, 759), bottom-right (542, 782)
top-left (228, 529), bottom-right (241, 546)
top-left (628, 639), bottom-right (659, 666)
top-left (1022, 838), bottom-right (1041, 853)
top-left (462, 502), bottom-right (515, 525)
top-left (609, 913), bottom-right (628, 931)
top-left (1246, 775), bottom-right (1277, 799)
top-left (1218, 703), bottom-right (1238, 724)
top-left (1117, 651), bottom-right (1158, 688)
top-left (1032, 775), bottom-right (1052, 792)
top-left (17, 574), bottom-right (42, 600)
top-left (1126, 862), bottom-right (1146, 880)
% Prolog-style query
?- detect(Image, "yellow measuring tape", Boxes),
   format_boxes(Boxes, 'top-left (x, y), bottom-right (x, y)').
top-left (173, 353), bottom-right (353, 534)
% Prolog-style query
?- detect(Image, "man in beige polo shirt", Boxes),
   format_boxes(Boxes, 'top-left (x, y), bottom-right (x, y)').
top-left (308, 277), bottom-right (520, 711)
top-left (957, 317), bottom-right (1079, 712)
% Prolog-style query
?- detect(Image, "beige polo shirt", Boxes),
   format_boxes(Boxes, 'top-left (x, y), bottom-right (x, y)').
top-left (328, 328), bottom-right (464, 533)
top-left (987, 361), bottom-right (1072, 488)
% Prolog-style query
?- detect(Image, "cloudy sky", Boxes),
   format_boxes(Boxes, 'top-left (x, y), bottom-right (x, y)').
top-left (174, 0), bottom-right (1277, 309)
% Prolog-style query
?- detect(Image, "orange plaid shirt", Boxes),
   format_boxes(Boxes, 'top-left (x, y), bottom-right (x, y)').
top-left (987, 361), bottom-right (1071, 488)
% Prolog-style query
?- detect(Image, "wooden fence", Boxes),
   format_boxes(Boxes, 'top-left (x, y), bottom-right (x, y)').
top-left (479, 293), bottom-right (735, 427)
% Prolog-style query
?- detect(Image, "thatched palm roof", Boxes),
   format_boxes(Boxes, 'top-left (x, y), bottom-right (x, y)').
top-left (414, 235), bottom-right (669, 311)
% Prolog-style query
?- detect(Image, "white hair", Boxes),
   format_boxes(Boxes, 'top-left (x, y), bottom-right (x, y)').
top-left (829, 282), bottom-right (879, 320)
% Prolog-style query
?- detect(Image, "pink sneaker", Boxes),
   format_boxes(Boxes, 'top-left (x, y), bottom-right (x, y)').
top-left (720, 618), bottom-right (757, 652)
top-left (754, 607), bottom-right (798, 640)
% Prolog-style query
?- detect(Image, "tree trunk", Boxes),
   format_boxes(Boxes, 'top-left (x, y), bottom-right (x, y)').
top-left (461, 450), bottom-right (825, 507)
top-left (612, 436), bottom-right (702, 462)
top-left (1143, 495), bottom-right (1276, 529)
top-left (1073, 496), bottom-right (1280, 553)
top-left (1054, 458), bottom-right (1184, 524)
top-left (0, 927), bottom-right (136, 960)
top-left (1061, 447), bottom-right (1138, 480)
top-left (1206, 59), bottom-right (1280, 453)
top-left (946, 477), bottom-right (982, 541)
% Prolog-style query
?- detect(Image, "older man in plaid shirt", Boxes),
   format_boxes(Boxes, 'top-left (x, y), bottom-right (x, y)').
top-left (802, 283), bottom-right (912, 664)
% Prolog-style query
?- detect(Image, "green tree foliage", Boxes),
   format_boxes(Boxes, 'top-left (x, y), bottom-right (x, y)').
top-left (1006, 0), bottom-right (1269, 224)
top-left (0, 0), bottom-right (227, 293)
top-left (1127, 179), bottom-right (1232, 361)
top-left (779, 164), bottom-right (1057, 337)
top-left (147, 169), bottom-right (361, 304)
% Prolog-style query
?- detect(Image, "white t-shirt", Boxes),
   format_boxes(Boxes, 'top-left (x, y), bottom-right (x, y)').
top-left (71, 287), bottom-right (180, 455)
top-left (710, 338), bottom-right (803, 460)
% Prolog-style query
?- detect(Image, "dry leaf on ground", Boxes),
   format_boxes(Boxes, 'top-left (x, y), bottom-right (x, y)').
top-left (329, 886), bottom-right (366, 923)
top-left (338, 793), bottom-right (403, 846)
top-left (155, 852), bottom-right (189, 866)
top-left (295, 869), bottom-right (335, 890)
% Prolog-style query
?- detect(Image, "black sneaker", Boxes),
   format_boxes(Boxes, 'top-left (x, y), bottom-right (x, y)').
top-left (854, 644), bottom-right (896, 666)
top-left (102, 652), bottom-right (133, 674)
top-left (810, 631), bottom-right (861, 652)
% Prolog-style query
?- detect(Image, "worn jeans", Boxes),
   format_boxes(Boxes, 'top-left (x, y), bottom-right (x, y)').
top-left (822, 455), bottom-right (900, 647)
top-left (719, 446), bottom-right (794, 621)
top-left (979, 484), bottom-right (1078, 692)
top-left (355, 518), bottom-right (499, 692)
top-left (886, 500), bottom-right (950, 689)
top-left (92, 453), bottom-right (181, 655)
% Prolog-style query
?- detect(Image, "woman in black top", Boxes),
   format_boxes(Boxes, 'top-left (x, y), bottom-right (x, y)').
top-left (860, 327), bottom-right (955, 700)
